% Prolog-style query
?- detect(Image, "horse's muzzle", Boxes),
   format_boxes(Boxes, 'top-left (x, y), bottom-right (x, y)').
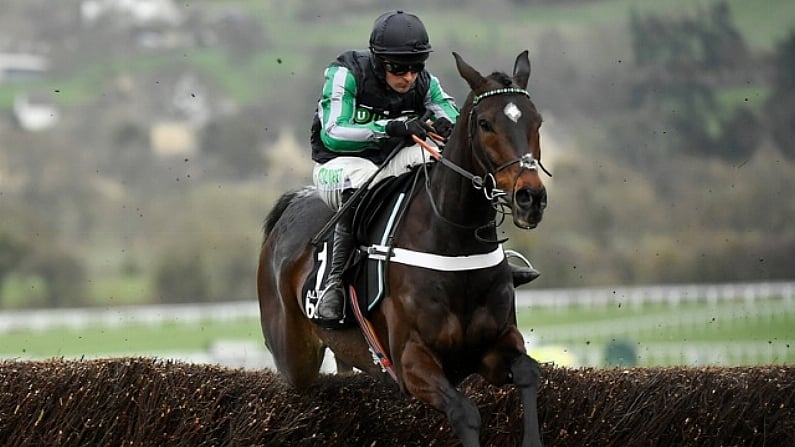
top-left (512, 186), bottom-right (547, 229)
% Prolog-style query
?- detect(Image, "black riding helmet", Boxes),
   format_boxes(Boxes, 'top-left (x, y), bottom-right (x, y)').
top-left (369, 10), bottom-right (432, 68)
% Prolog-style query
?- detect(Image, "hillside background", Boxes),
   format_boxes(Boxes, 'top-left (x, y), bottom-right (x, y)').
top-left (0, 0), bottom-right (793, 309)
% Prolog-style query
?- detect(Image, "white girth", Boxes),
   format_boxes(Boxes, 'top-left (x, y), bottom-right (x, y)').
top-left (366, 244), bottom-right (505, 271)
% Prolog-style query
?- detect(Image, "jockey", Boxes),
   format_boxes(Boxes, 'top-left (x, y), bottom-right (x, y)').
top-left (310, 10), bottom-right (539, 323)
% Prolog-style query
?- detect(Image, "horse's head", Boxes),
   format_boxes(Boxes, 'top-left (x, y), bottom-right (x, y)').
top-left (453, 51), bottom-right (548, 230)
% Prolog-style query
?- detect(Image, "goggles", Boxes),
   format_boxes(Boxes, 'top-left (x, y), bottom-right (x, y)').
top-left (382, 59), bottom-right (425, 75)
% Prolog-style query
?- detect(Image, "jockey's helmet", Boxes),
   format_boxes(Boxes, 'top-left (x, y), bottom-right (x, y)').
top-left (369, 10), bottom-right (432, 65)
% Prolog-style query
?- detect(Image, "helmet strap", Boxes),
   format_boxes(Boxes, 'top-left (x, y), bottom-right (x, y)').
top-left (370, 52), bottom-right (387, 81)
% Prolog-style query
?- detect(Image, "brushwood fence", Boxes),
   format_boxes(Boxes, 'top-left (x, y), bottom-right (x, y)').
top-left (0, 358), bottom-right (792, 446)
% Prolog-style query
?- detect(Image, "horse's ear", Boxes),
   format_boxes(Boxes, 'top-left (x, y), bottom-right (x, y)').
top-left (453, 52), bottom-right (487, 92)
top-left (513, 50), bottom-right (531, 89)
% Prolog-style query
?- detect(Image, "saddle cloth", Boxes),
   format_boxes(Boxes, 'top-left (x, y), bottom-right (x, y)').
top-left (302, 167), bottom-right (423, 328)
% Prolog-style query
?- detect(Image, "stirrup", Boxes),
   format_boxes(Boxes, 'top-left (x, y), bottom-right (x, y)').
top-left (506, 249), bottom-right (540, 287)
top-left (505, 249), bottom-right (536, 271)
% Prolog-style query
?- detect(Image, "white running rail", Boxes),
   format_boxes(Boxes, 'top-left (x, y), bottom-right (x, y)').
top-left (0, 281), bottom-right (792, 334)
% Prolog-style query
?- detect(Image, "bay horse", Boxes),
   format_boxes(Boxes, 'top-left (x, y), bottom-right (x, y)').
top-left (257, 50), bottom-right (547, 447)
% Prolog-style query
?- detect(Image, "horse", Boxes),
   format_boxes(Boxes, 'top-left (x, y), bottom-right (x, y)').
top-left (257, 50), bottom-right (548, 447)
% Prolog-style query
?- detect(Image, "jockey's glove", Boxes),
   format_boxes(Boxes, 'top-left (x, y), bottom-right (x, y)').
top-left (386, 118), bottom-right (428, 141)
top-left (432, 117), bottom-right (453, 139)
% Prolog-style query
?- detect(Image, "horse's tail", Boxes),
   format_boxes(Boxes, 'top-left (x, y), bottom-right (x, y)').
top-left (262, 186), bottom-right (313, 241)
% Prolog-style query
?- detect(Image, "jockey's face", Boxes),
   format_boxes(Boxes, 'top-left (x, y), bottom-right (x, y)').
top-left (385, 70), bottom-right (419, 94)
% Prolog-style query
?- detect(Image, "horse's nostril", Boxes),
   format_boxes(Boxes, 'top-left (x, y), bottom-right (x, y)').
top-left (516, 188), bottom-right (547, 209)
top-left (515, 189), bottom-right (533, 208)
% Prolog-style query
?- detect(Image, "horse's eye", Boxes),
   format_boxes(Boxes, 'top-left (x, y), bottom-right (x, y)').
top-left (478, 119), bottom-right (493, 132)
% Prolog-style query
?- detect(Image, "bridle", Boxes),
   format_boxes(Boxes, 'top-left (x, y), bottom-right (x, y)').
top-left (469, 86), bottom-right (552, 196)
top-left (416, 86), bottom-right (550, 202)
top-left (411, 86), bottom-right (550, 241)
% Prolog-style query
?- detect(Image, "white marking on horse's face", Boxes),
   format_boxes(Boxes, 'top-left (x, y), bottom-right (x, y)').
top-left (504, 102), bottom-right (521, 123)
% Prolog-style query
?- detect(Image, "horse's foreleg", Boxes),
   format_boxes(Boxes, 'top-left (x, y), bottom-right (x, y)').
top-left (511, 354), bottom-right (543, 447)
top-left (401, 340), bottom-right (482, 447)
top-left (440, 382), bottom-right (481, 447)
top-left (334, 357), bottom-right (354, 375)
top-left (480, 330), bottom-right (543, 447)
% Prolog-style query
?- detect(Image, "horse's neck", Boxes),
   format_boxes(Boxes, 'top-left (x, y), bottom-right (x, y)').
top-left (421, 145), bottom-right (499, 251)
top-left (430, 169), bottom-right (492, 219)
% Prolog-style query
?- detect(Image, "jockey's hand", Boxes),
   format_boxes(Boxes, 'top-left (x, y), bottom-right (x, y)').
top-left (432, 117), bottom-right (453, 139)
top-left (386, 118), bottom-right (428, 141)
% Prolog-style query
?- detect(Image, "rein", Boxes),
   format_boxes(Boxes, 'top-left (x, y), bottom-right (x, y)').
top-left (413, 135), bottom-right (507, 242)
top-left (412, 134), bottom-right (503, 201)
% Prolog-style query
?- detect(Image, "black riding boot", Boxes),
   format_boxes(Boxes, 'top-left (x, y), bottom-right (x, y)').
top-left (511, 264), bottom-right (540, 287)
top-left (316, 206), bottom-right (355, 322)
top-left (506, 249), bottom-right (540, 287)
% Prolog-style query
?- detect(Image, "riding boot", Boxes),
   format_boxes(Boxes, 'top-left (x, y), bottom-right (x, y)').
top-left (505, 249), bottom-right (540, 288)
top-left (511, 264), bottom-right (540, 287)
top-left (316, 206), bottom-right (355, 322)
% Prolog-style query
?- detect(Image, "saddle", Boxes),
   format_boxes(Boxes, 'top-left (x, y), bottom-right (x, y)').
top-left (302, 165), bottom-right (426, 328)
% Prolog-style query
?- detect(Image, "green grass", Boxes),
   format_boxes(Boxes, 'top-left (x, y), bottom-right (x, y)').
top-left (0, 47), bottom-right (303, 111)
top-left (179, 49), bottom-right (295, 105)
top-left (0, 276), bottom-right (47, 309)
top-left (2, 298), bottom-right (792, 366)
top-left (0, 273), bottom-right (153, 309)
top-left (522, 0), bottom-right (795, 50)
top-left (1, 319), bottom-right (262, 359)
top-left (519, 300), bottom-right (795, 343)
top-left (0, 52), bottom-right (166, 109)
top-left (519, 299), bottom-right (795, 365)
top-left (3, 0), bottom-right (791, 111)
top-left (88, 274), bottom-right (154, 307)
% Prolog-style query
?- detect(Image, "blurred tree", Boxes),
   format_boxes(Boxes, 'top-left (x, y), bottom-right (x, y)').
top-left (23, 248), bottom-right (88, 308)
top-left (627, 2), bottom-right (757, 162)
top-left (108, 120), bottom-right (156, 180)
top-left (200, 107), bottom-right (269, 178)
top-left (631, 1), bottom-right (748, 71)
top-left (211, 245), bottom-right (256, 302)
top-left (714, 107), bottom-right (761, 161)
top-left (155, 249), bottom-right (211, 303)
top-left (212, 9), bottom-right (269, 62)
top-left (699, 1), bottom-right (750, 69)
top-left (767, 30), bottom-right (795, 160)
top-left (0, 0), bottom-right (791, 303)
top-left (0, 231), bottom-right (27, 289)
top-left (0, 201), bottom-right (87, 308)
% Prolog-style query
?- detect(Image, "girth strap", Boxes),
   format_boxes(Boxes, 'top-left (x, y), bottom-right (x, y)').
top-left (367, 244), bottom-right (505, 271)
